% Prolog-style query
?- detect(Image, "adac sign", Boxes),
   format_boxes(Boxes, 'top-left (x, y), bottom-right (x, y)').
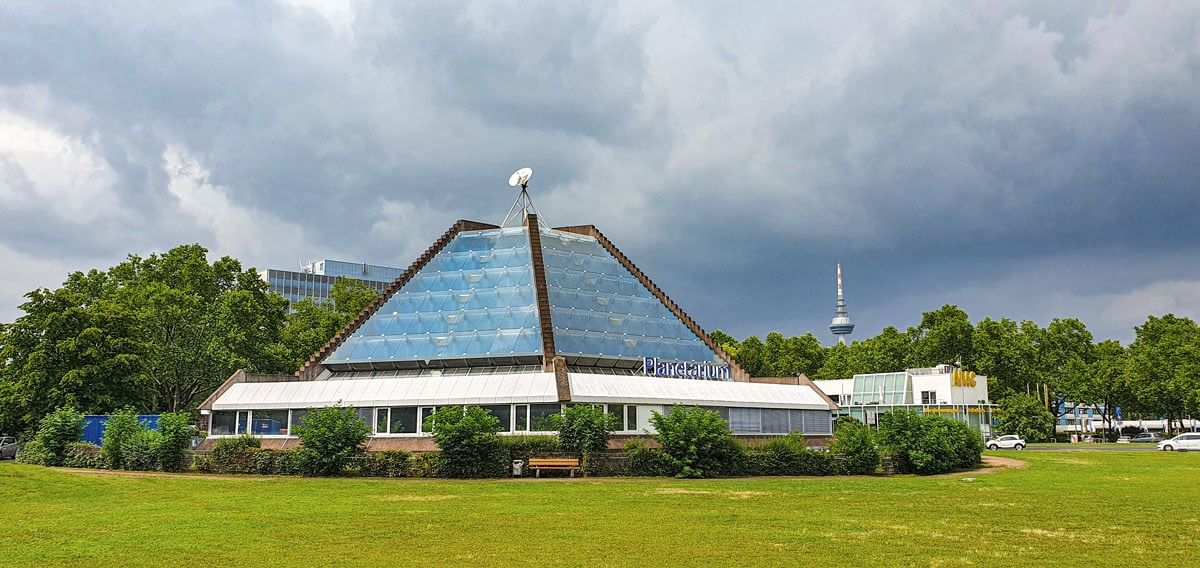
top-left (951, 369), bottom-right (977, 388)
top-left (642, 357), bottom-right (731, 380)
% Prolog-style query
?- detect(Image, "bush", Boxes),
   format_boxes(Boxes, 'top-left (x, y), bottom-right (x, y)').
top-left (120, 429), bottom-right (162, 471)
top-left (358, 451), bottom-right (413, 477)
top-left (650, 406), bottom-right (741, 478)
top-left (550, 405), bottom-right (618, 471)
top-left (499, 435), bottom-right (560, 461)
top-left (62, 442), bottom-right (103, 469)
top-left (427, 405), bottom-right (504, 478)
top-left (624, 438), bottom-right (673, 477)
top-left (209, 434), bottom-right (262, 474)
top-left (293, 405), bottom-right (370, 477)
top-left (409, 451), bottom-right (443, 478)
top-left (18, 407), bottom-right (84, 466)
top-left (738, 435), bottom-right (841, 476)
top-left (100, 409), bottom-right (142, 469)
top-left (831, 417), bottom-right (880, 475)
top-left (877, 409), bottom-right (982, 475)
top-left (156, 412), bottom-right (194, 472)
top-left (997, 393), bottom-right (1055, 443)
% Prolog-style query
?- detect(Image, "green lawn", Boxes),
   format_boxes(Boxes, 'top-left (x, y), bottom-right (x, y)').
top-left (3, 451), bottom-right (1198, 567)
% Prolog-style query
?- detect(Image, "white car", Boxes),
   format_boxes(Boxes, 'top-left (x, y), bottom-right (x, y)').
top-left (986, 435), bottom-right (1026, 450)
top-left (1157, 433), bottom-right (1200, 451)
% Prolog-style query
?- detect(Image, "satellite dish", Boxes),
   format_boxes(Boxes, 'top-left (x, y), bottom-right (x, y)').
top-left (508, 167), bottom-right (533, 188)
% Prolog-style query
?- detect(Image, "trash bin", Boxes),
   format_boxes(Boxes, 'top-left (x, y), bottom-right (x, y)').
top-left (512, 459), bottom-right (525, 477)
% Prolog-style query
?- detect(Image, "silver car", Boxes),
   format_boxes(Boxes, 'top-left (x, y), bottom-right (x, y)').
top-left (987, 435), bottom-right (1026, 450)
top-left (0, 436), bottom-right (18, 460)
top-left (1157, 433), bottom-right (1200, 451)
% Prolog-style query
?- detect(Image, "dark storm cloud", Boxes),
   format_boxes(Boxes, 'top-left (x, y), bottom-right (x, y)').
top-left (1, 1), bottom-right (1199, 344)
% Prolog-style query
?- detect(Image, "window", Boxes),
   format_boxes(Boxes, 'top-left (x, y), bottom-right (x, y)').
top-left (626, 405), bottom-right (638, 431)
top-left (921, 391), bottom-right (937, 405)
top-left (529, 404), bottom-right (561, 432)
top-left (211, 411), bottom-right (237, 435)
top-left (236, 411), bottom-right (249, 434)
top-left (480, 405), bottom-right (512, 432)
top-left (515, 405), bottom-right (529, 432)
top-left (761, 409), bottom-right (789, 434)
top-left (729, 408), bottom-right (761, 434)
top-left (390, 407), bottom-right (418, 434)
top-left (375, 408), bottom-right (389, 434)
top-left (606, 405), bottom-right (624, 429)
top-left (290, 409), bottom-right (310, 432)
top-left (419, 407), bottom-right (436, 434)
top-left (252, 410), bottom-right (290, 435)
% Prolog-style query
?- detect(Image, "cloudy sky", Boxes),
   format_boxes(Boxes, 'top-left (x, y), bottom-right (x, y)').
top-left (2, 0), bottom-right (1199, 345)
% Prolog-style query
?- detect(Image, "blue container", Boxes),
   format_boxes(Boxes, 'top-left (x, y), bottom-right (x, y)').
top-left (82, 415), bottom-right (161, 446)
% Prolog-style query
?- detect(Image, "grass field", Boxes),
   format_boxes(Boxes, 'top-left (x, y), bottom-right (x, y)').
top-left (3, 451), bottom-right (1199, 567)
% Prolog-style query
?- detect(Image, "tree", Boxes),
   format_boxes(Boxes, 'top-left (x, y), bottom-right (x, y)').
top-left (1076, 340), bottom-right (1129, 436)
top-left (426, 405), bottom-right (504, 478)
top-left (972, 317), bottom-right (1037, 400)
top-left (650, 405), bottom-right (740, 478)
top-left (0, 289), bottom-right (151, 435)
top-left (996, 393), bottom-right (1055, 442)
top-left (1038, 318), bottom-right (1095, 427)
top-left (876, 409), bottom-right (982, 475)
top-left (762, 332), bottom-right (825, 377)
top-left (0, 244), bottom-right (290, 426)
top-left (830, 416), bottom-right (879, 475)
top-left (549, 405), bottom-right (618, 473)
top-left (853, 326), bottom-right (911, 374)
top-left (15, 406), bottom-right (84, 467)
top-left (733, 335), bottom-right (767, 377)
top-left (906, 305), bottom-right (974, 369)
top-left (279, 277), bottom-right (378, 372)
top-left (1125, 315), bottom-right (1200, 435)
top-left (293, 404), bottom-right (370, 476)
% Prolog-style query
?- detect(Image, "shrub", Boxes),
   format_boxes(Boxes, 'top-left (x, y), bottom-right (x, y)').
top-left (62, 442), bottom-right (103, 469)
top-left (358, 451), bottom-right (413, 477)
top-left (100, 409), bottom-right (142, 469)
top-left (550, 405), bottom-right (618, 472)
top-left (155, 412), bottom-right (194, 472)
top-left (499, 435), bottom-right (560, 461)
top-left (293, 405), bottom-right (370, 477)
top-left (209, 434), bottom-right (262, 474)
top-left (120, 429), bottom-right (162, 471)
top-left (831, 417), bottom-right (879, 475)
top-left (877, 409), bottom-right (982, 475)
top-left (997, 393), bottom-right (1055, 443)
top-left (738, 435), bottom-right (841, 477)
top-left (650, 406), bottom-right (741, 478)
top-left (624, 438), bottom-right (673, 477)
top-left (409, 451), bottom-right (444, 478)
top-left (18, 407), bottom-right (84, 466)
top-left (427, 405), bottom-right (504, 478)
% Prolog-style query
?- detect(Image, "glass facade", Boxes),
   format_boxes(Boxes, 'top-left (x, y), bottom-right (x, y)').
top-left (540, 229), bottom-right (719, 368)
top-left (849, 373), bottom-right (911, 405)
top-left (327, 228), bottom-right (543, 365)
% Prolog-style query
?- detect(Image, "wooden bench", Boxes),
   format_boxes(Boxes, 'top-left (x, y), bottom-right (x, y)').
top-left (527, 458), bottom-right (582, 478)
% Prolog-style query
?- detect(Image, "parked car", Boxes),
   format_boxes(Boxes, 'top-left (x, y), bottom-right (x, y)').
top-left (0, 436), bottom-right (18, 460)
top-left (1157, 433), bottom-right (1200, 452)
top-left (987, 435), bottom-right (1026, 450)
top-left (1130, 433), bottom-right (1164, 443)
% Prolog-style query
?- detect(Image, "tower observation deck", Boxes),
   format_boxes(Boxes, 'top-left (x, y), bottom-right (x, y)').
top-left (829, 263), bottom-right (855, 345)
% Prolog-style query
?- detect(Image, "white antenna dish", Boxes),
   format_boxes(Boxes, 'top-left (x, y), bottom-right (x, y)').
top-left (508, 167), bottom-right (533, 188)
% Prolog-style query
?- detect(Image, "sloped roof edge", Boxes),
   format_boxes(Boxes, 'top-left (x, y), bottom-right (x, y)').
top-left (552, 224), bottom-right (751, 382)
top-left (296, 219), bottom-right (500, 380)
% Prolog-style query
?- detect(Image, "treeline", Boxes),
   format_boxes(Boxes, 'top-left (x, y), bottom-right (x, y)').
top-left (0, 244), bottom-right (378, 435)
top-left (713, 305), bottom-right (1200, 434)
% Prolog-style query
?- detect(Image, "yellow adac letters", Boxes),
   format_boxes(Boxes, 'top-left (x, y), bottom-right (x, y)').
top-left (951, 369), bottom-right (977, 388)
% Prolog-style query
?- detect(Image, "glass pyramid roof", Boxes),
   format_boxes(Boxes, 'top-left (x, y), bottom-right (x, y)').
top-left (540, 228), bottom-right (720, 366)
top-left (326, 227), bottom-right (542, 366)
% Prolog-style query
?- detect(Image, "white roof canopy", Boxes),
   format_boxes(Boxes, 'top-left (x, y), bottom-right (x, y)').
top-left (210, 372), bottom-right (831, 411)
top-left (568, 374), bottom-right (830, 410)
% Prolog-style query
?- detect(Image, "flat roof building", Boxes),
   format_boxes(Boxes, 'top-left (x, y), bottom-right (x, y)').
top-left (202, 189), bottom-right (836, 450)
top-left (813, 365), bottom-right (995, 436)
top-left (260, 259), bottom-right (404, 307)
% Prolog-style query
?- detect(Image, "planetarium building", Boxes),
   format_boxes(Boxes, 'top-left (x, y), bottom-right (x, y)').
top-left (199, 184), bottom-right (835, 450)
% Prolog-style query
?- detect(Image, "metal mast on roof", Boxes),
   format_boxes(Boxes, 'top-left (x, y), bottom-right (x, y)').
top-left (501, 167), bottom-right (549, 229)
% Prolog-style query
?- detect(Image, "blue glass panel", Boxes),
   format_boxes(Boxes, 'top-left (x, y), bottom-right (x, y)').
top-left (540, 229), bottom-right (720, 368)
top-left (328, 228), bottom-right (542, 364)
